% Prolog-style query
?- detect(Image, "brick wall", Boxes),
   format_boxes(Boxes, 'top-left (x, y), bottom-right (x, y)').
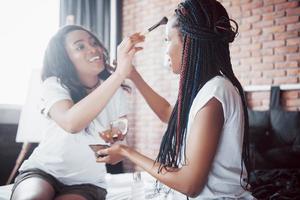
top-left (122, 0), bottom-right (300, 171)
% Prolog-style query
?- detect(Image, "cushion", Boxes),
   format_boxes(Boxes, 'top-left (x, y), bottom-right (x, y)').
top-left (264, 146), bottom-right (300, 168)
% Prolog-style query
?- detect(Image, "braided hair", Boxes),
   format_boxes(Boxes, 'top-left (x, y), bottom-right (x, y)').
top-left (156, 0), bottom-right (250, 188)
top-left (42, 25), bottom-right (130, 103)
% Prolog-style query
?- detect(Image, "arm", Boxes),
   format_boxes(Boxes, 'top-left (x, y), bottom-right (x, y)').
top-left (49, 73), bottom-right (127, 133)
top-left (49, 34), bottom-right (144, 133)
top-left (129, 68), bottom-right (173, 123)
top-left (98, 97), bottom-right (224, 197)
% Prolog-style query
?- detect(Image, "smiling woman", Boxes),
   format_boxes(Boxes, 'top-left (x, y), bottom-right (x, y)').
top-left (0, 0), bottom-right (59, 105)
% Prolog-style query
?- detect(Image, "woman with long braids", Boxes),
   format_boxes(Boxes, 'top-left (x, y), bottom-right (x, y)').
top-left (98, 0), bottom-right (254, 199)
top-left (10, 25), bottom-right (144, 200)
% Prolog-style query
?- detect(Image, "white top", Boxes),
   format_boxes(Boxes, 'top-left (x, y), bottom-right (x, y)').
top-left (174, 76), bottom-right (254, 199)
top-left (20, 77), bottom-right (128, 188)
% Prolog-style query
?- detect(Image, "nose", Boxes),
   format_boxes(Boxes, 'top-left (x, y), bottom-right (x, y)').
top-left (88, 45), bottom-right (97, 54)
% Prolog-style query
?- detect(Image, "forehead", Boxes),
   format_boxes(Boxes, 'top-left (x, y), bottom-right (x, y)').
top-left (65, 30), bottom-right (92, 43)
top-left (165, 18), bottom-right (179, 37)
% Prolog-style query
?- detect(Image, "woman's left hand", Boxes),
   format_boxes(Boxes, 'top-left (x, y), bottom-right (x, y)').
top-left (96, 144), bottom-right (126, 165)
top-left (99, 128), bottom-right (125, 144)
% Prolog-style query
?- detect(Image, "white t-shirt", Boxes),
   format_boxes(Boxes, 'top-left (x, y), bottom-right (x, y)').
top-left (20, 77), bottom-right (128, 188)
top-left (173, 76), bottom-right (254, 199)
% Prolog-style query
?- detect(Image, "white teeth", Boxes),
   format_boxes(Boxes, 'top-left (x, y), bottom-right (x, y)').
top-left (89, 56), bottom-right (100, 62)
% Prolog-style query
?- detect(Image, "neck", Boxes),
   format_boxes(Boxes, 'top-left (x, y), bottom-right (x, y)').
top-left (80, 75), bottom-right (100, 90)
top-left (84, 79), bottom-right (100, 90)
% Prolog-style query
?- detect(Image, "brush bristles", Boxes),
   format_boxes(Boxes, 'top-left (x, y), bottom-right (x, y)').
top-left (148, 16), bottom-right (168, 32)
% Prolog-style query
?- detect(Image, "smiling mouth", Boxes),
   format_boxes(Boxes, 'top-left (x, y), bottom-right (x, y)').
top-left (89, 56), bottom-right (101, 62)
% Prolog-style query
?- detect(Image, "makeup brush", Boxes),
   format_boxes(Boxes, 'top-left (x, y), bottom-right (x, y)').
top-left (111, 17), bottom-right (168, 66)
top-left (141, 16), bottom-right (168, 36)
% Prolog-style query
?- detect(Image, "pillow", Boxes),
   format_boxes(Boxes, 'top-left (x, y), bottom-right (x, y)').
top-left (248, 109), bottom-right (272, 151)
top-left (264, 146), bottom-right (300, 168)
top-left (270, 87), bottom-right (300, 147)
top-left (271, 109), bottom-right (300, 146)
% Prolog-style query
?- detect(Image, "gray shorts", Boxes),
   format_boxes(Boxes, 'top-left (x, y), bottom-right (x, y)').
top-left (11, 168), bottom-right (107, 200)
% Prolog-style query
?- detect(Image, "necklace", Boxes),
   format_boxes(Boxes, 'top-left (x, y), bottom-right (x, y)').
top-left (84, 79), bottom-right (100, 90)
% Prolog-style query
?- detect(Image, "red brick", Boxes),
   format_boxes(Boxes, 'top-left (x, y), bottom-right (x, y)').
top-left (262, 5), bottom-right (274, 13)
top-left (252, 34), bottom-right (273, 43)
top-left (248, 100), bottom-right (263, 108)
top-left (264, 0), bottom-right (287, 6)
top-left (252, 8), bottom-right (263, 15)
top-left (232, 51), bottom-right (251, 59)
top-left (275, 31), bottom-right (298, 40)
top-left (287, 69), bottom-right (300, 76)
top-left (287, 38), bottom-right (300, 46)
top-left (287, 53), bottom-right (300, 61)
top-left (273, 77), bottom-right (299, 84)
top-left (287, 23), bottom-right (300, 31)
top-left (285, 99), bottom-right (300, 107)
top-left (237, 37), bottom-right (251, 45)
top-left (241, 57), bottom-right (262, 65)
top-left (247, 71), bottom-right (262, 78)
top-left (234, 65), bottom-right (251, 72)
top-left (249, 92), bottom-right (270, 100)
top-left (286, 7), bottom-right (300, 16)
top-left (275, 61), bottom-right (299, 69)
top-left (239, 23), bottom-right (251, 31)
top-left (243, 15), bottom-right (262, 24)
top-left (240, 78), bottom-right (251, 86)
top-left (275, 16), bottom-right (299, 25)
top-left (275, 46), bottom-right (298, 54)
top-left (275, 2), bottom-right (299, 11)
top-left (263, 69), bottom-right (286, 78)
top-left (261, 48), bottom-right (274, 56)
top-left (242, 29), bottom-right (262, 37)
top-left (251, 78), bottom-right (273, 85)
top-left (252, 63), bottom-right (274, 70)
top-left (285, 107), bottom-right (300, 111)
top-left (242, 1), bottom-right (263, 11)
top-left (241, 10), bottom-right (251, 17)
top-left (262, 11), bottom-right (285, 21)
top-left (263, 40), bottom-right (285, 48)
top-left (263, 25), bottom-right (285, 34)
top-left (263, 55), bottom-right (285, 63)
top-left (282, 91), bottom-right (300, 99)
top-left (241, 43), bottom-right (262, 51)
top-left (230, 45), bottom-right (240, 53)
top-left (253, 20), bottom-right (274, 28)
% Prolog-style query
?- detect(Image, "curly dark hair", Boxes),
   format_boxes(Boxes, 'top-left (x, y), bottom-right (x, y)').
top-left (42, 25), bottom-right (130, 103)
top-left (156, 0), bottom-right (250, 190)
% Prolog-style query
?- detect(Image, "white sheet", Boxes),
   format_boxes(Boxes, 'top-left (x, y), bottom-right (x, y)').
top-left (0, 172), bottom-right (173, 200)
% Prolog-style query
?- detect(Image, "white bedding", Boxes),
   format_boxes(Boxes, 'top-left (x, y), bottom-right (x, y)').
top-left (0, 172), bottom-right (173, 200)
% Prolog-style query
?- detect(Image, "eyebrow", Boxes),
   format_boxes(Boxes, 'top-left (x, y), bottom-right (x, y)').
top-left (73, 39), bottom-right (83, 45)
top-left (73, 36), bottom-right (95, 45)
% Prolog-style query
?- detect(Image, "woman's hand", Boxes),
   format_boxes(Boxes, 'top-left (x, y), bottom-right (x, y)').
top-left (99, 127), bottom-right (125, 144)
top-left (115, 33), bottom-right (144, 78)
top-left (96, 144), bottom-right (128, 165)
top-left (127, 66), bottom-right (139, 81)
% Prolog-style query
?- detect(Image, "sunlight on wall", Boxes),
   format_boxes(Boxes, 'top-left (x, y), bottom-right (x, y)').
top-left (0, 0), bottom-right (59, 105)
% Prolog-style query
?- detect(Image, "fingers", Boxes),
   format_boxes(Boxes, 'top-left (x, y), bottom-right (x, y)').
top-left (127, 47), bottom-right (144, 57)
top-left (99, 129), bottom-right (124, 144)
top-left (120, 33), bottom-right (145, 54)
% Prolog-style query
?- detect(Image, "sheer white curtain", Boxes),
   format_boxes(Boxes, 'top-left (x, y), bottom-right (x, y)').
top-left (0, 0), bottom-right (59, 105)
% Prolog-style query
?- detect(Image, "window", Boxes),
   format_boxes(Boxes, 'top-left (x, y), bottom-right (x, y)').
top-left (0, 0), bottom-right (59, 105)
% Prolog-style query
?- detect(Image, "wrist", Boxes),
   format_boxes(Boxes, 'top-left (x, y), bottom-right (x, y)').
top-left (120, 145), bottom-right (132, 158)
top-left (113, 69), bottom-right (127, 80)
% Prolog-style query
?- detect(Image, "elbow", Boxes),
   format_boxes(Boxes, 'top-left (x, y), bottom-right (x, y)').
top-left (158, 114), bottom-right (169, 123)
top-left (158, 105), bottom-right (172, 123)
top-left (62, 119), bottom-right (83, 134)
top-left (186, 189), bottom-right (201, 198)
top-left (182, 181), bottom-right (204, 198)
